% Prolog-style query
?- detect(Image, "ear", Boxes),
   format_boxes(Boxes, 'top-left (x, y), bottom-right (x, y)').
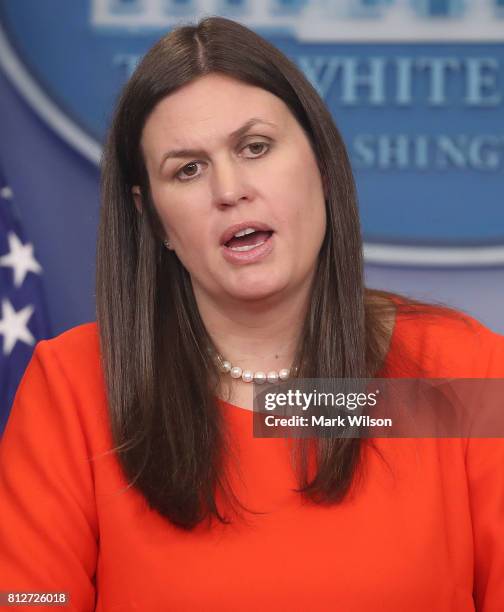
top-left (132, 186), bottom-right (142, 213)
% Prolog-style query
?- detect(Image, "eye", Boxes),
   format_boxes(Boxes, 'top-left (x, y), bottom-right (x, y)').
top-left (242, 142), bottom-right (270, 157)
top-left (174, 141), bottom-right (270, 182)
top-left (175, 161), bottom-right (205, 182)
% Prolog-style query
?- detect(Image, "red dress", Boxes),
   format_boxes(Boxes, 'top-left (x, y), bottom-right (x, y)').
top-left (1, 306), bottom-right (503, 611)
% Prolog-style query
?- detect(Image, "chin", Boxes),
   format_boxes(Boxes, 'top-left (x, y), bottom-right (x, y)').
top-left (226, 275), bottom-right (288, 302)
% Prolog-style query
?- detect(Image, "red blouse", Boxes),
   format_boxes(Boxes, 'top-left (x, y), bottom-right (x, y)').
top-left (0, 306), bottom-right (503, 611)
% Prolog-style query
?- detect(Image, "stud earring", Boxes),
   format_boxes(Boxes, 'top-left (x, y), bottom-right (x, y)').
top-left (163, 238), bottom-right (171, 250)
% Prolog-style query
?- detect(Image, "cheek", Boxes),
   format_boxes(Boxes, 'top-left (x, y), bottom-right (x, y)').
top-left (282, 155), bottom-right (325, 223)
top-left (150, 187), bottom-right (196, 242)
top-left (283, 142), bottom-right (324, 199)
top-left (150, 185), bottom-right (174, 231)
top-left (151, 189), bottom-right (214, 275)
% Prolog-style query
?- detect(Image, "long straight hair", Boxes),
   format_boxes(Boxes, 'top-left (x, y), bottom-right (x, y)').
top-left (97, 16), bottom-right (435, 529)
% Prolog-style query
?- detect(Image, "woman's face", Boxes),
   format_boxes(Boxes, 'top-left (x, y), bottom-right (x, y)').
top-left (139, 73), bottom-right (327, 304)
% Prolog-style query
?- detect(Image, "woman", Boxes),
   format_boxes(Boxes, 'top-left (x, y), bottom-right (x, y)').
top-left (1, 16), bottom-right (503, 611)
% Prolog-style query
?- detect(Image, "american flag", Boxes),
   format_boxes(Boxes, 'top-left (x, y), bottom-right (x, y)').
top-left (0, 167), bottom-right (51, 434)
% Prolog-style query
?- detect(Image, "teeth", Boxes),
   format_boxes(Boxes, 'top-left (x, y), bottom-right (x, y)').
top-left (229, 240), bottom-right (266, 252)
top-left (234, 227), bottom-right (257, 238)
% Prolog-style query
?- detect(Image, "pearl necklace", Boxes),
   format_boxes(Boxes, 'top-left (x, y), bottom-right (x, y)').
top-left (211, 349), bottom-right (297, 384)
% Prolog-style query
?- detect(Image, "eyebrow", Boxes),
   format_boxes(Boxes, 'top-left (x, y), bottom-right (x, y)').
top-left (158, 117), bottom-right (277, 171)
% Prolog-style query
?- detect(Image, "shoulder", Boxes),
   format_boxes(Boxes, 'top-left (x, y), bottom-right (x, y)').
top-left (31, 322), bottom-right (106, 399)
top-left (7, 322), bottom-right (111, 454)
top-left (387, 298), bottom-right (504, 377)
top-left (36, 321), bottom-right (101, 369)
top-left (38, 321), bottom-right (100, 358)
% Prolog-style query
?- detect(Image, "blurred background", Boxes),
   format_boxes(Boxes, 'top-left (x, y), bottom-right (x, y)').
top-left (0, 0), bottom-right (503, 425)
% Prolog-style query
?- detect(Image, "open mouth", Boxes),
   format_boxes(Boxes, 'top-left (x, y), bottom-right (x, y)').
top-left (224, 229), bottom-right (274, 252)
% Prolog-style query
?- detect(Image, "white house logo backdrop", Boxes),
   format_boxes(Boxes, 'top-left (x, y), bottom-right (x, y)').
top-left (0, 0), bottom-right (503, 266)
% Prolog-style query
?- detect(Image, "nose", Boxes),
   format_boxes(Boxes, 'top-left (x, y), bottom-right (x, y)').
top-left (210, 155), bottom-right (251, 208)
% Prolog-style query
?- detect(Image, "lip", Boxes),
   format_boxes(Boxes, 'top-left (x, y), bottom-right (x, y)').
top-left (219, 220), bottom-right (274, 246)
top-left (221, 231), bottom-right (274, 265)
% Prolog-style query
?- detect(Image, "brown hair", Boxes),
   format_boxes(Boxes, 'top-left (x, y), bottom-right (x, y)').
top-left (97, 16), bottom-right (458, 530)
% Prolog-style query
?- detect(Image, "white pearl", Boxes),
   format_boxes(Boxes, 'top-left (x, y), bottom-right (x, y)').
top-left (230, 366), bottom-right (242, 379)
top-left (220, 360), bottom-right (232, 373)
top-left (254, 371), bottom-right (267, 384)
top-left (267, 370), bottom-right (279, 383)
top-left (242, 370), bottom-right (254, 383)
top-left (216, 349), bottom-right (292, 384)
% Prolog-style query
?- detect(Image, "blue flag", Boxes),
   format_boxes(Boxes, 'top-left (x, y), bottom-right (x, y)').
top-left (0, 167), bottom-right (51, 434)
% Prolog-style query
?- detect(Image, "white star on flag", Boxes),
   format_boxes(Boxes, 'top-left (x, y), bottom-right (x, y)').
top-left (0, 232), bottom-right (42, 288)
top-left (0, 299), bottom-right (35, 356)
top-left (0, 186), bottom-right (13, 199)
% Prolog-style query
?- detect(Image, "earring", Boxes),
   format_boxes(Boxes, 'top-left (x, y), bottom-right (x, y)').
top-left (163, 238), bottom-right (171, 250)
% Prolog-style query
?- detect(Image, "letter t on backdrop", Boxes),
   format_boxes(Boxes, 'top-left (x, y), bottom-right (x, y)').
top-left (0, 166), bottom-right (51, 434)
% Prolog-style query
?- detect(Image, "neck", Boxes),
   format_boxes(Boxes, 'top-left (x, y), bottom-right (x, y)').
top-left (193, 283), bottom-right (311, 377)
